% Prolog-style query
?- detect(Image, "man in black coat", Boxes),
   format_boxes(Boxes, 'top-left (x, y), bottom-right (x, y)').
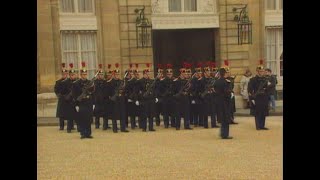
top-left (54, 63), bottom-right (77, 133)
top-left (54, 63), bottom-right (70, 131)
top-left (248, 62), bottom-right (272, 130)
top-left (214, 68), bottom-right (233, 139)
top-left (72, 62), bottom-right (95, 139)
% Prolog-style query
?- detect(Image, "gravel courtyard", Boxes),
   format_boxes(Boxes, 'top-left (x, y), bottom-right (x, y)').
top-left (37, 116), bottom-right (282, 180)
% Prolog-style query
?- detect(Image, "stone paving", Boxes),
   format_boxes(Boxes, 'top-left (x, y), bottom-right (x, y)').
top-left (37, 116), bottom-right (283, 180)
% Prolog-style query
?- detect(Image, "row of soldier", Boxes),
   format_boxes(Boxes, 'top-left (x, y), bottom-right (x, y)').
top-left (55, 60), bottom-right (272, 139)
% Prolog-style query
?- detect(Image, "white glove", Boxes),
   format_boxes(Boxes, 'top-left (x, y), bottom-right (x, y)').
top-left (231, 93), bottom-right (234, 99)
top-left (93, 105), bottom-right (95, 110)
top-left (155, 98), bottom-right (159, 103)
top-left (128, 99), bottom-right (133, 102)
top-left (135, 101), bottom-right (140, 106)
top-left (191, 100), bottom-right (196, 104)
top-left (251, 100), bottom-right (255, 105)
top-left (75, 106), bottom-right (79, 112)
top-left (267, 81), bottom-right (271, 86)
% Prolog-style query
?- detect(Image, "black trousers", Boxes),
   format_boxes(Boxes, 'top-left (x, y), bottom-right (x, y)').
top-left (220, 120), bottom-right (229, 138)
top-left (255, 114), bottom-right (266, 129)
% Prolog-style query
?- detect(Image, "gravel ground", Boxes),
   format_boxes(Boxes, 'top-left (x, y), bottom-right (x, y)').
top-left (37, 116), bottom-right (283, 180)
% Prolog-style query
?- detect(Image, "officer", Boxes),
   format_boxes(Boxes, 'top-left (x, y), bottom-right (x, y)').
top-left (72, 62), bottom-right (95, 139)
top-left (248, 60), bottom-right (271, 130)
top-left (93, 64), bottom-right (105, 129)
top-left (213, 67), bottom-right (233, 139)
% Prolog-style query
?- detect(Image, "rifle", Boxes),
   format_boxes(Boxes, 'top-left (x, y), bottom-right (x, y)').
top-left (76, 71), bottom-right (99, 102)
top-left (174, 72), bottom-right (196, 98)
top-left (143, 72), bottom-right (161, 98)
top-left (110, 71), bottom-right (129, 101)
top-left (251, 76), bottom-right (270, 99)
top-left (200, 77), bottom-right (216, 99)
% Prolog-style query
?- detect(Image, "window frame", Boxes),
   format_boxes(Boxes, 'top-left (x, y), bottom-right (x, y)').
top-left (265, 0), bottom-right (282, 11)
top-left (168, 0), bottom-right (197, 13)
top-left (61, 31), bottom-right (98, 78)
top-left (265, 27), bottom-right (283, 79)
top-left (60, 0), bottom-right (95, 15)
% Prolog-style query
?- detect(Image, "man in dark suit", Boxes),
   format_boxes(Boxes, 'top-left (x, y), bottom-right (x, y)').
top-left (214, 67), bottom-right (233, 139)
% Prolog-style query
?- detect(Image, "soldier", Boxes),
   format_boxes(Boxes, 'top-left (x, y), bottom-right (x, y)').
top-left (72, 62), bottom-right (95, 139)
top-left (224, 60), bottom-right (238, 125)
top-left (162, 64), bottom-right (176, 128)
top-left (248, 60), bottom-right (271, 130)
top-left (93, 64), bottom-right (105, 129)
top-left (154, 64), bottom-right (164, 126)
top-left (54, 63), bottom-right (76, 132)
top-left (190, 62), bottom-right (203, 127)
top-left (213, 67), bottom-right (233, 139)
top-left (54, 63), bottom-right (68, 131)
top-left (209, 62), bottom-right (220, 128)
top-left (126, 64), bottom-right (137, 129)
top-left (102, 64), bottom-right (114, 130)
top-left (173, 62), bottom-right (193, 130)
top-left (133, 64), bottom-right (142, 128)
top-left (110, 63), bottom-right (129, 133)
top-left (136, 63), bottom-right (157, 132)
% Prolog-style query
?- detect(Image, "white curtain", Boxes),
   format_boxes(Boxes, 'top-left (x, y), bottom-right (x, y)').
top-left (266, 0), bottom-right (276, 10)
top-left (78, 0), bottom-right (93, 13)
top-left (184, 0), bottom-right (196, 12)
top-left (61, 31), bottom-right (97, 78)
top-left (169, 0), bottom-right (181, 12)
top-left (61, 32), bottom-right (78, 70)
top-left (80, 33), bottom-right (97, 78)
top-left (265, 28), bottom-right (283, 76)
top-left (60, 0), bottom-right (75, 13)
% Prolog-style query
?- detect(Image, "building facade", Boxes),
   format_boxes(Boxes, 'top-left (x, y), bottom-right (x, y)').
top-left (37, 0), bottom-right (282, 116)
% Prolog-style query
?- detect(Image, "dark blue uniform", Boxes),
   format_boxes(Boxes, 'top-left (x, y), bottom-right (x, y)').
top-left (54, 78), bottom-right (76, 132)
top-left (72, 79), bottom-right (95, 138)
top-left (248, 75), bottom-right (270, 130)
top-left (93, 78), bottom-right (106, 129)
top-left (214, 77), bottom-right (232, 138)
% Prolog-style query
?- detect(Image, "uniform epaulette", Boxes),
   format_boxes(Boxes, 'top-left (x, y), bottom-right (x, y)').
top-left (160, 77), bottom-right (165, 81)
top-left (173, 78), bottom-right (178, 81)
top-left (226, 79), bottom-right (231, 83)
top-left (198, 77), bottom-right (203, 80)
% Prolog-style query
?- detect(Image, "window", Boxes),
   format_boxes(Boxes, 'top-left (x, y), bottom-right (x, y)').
top-left (265, 28), bottom-right (283, 77)
top-left (169, 0), bottom-right (181, 12)
top-left (184, 0), bottom-right (197, 12)
top-left (266, 0), bottom-right (282, 10)
top-left (61, 31), bottom-right (97, 78)
top-left (60, 0), bottom-right (94, 13)
top-left (168, 0), bottom-right (197, 12)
